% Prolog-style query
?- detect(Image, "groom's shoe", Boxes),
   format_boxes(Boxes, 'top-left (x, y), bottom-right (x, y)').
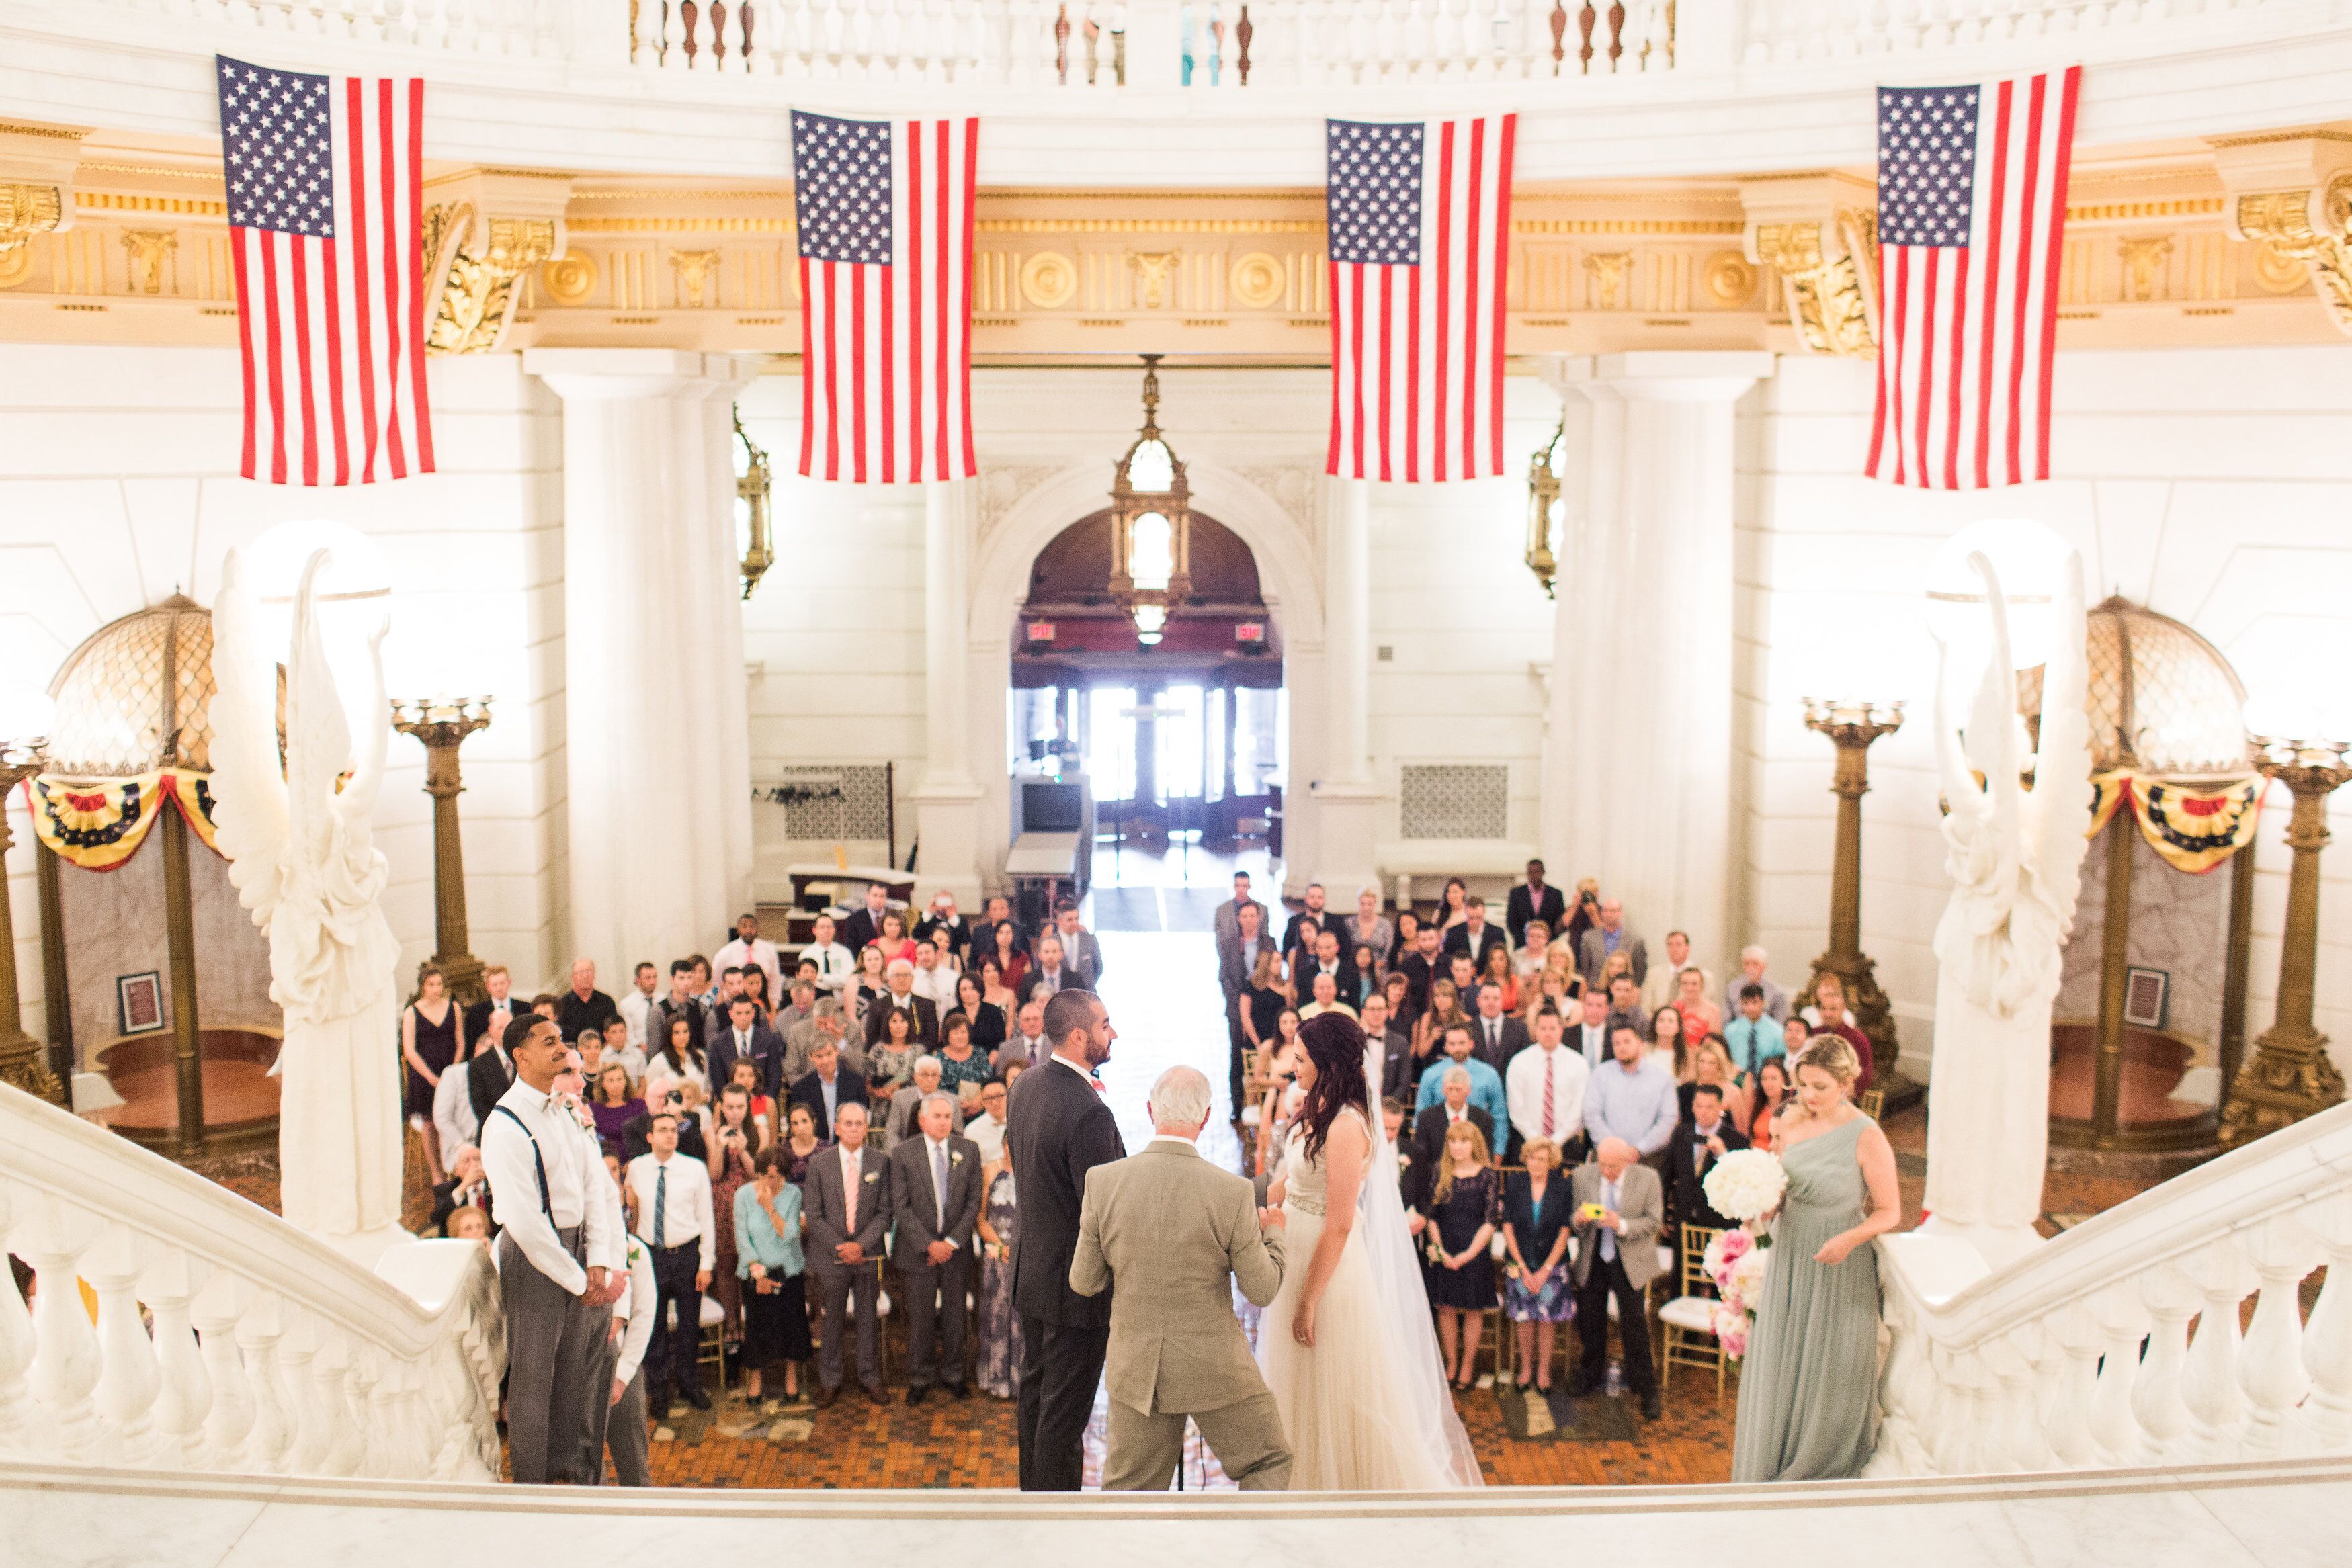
top-left (1640, 1390), bottom-right (1663, 1420)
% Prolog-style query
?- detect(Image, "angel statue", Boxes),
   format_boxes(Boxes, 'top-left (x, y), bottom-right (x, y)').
top-left (210, 547), bottom-right (407, 1260)
top-left (1919, 543), bottom-right (2093, 1267)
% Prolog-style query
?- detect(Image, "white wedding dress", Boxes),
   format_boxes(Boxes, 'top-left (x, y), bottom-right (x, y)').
top-left (1256, 1080), bottom-right (1483, 1489)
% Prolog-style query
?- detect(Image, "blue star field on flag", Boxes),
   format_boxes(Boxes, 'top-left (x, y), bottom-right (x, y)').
top-left (792, 110), bottom-right (894, 265)
top-left (219, 58), bottom-right (336, 238)
top-left (1876, 85), bottom-right (1981, 247)
top-left (1326, 120), bottom-right (1424, 267)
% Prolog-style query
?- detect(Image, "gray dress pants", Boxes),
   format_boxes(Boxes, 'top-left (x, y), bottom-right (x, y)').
top-left (501, 1225), bottom-right (610, 1484)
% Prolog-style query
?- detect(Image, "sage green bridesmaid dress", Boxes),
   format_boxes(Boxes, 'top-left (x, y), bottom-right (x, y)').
top-left (1730, 1114), bottom-right (1881, 1481)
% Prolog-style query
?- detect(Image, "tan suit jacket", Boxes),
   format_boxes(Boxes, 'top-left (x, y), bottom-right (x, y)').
top-left (1070, 1139), bottom-right (1286, 1416)
top-left (1568, 1160), bottom-right (1665, 1291)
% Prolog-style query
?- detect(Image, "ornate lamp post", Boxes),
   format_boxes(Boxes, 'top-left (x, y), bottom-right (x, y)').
top-left (0, 729), bottom-right (64, 1104)
top-left (390, 696), bottom-right (494, 1006)
top-left (734, 408), bottom-right (775, 601)
top-left (2219, 733), bottom-right (2352, 1149)
top-left (1107, 354), bottom-right (1191, 647)
top-left (1524, 414), bottom-right (1565, 597)
top-left (1802, 696), bottom-right (1909, 1102)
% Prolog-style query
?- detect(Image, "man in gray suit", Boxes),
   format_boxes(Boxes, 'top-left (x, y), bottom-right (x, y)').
top-left (1577, 897), bottom-right (1649, 988)
top-left (1070, 1065), bottom-right (1294, 1491)
top-left (1212, 870), bottom-right (1271, 969)
top-left (1567, 1136), bottom-right (1665, 1418)
top-left (802, 1100), bottom-right (892, 1407)
top-left (889, 1092), bottom-right (983, 1403)
top-left (886, 1055), bottom-right (967, 1143)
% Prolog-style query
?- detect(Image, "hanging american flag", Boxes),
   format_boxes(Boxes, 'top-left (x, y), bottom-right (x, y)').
top-left (215, 56), bottom-right (433, 487)
top-left (1868, 67), bottom-right (2081, 490)
top-left (792, 111), bottom-right (977, 484)
top-left (1325, 115), bottom-right (1515, 484)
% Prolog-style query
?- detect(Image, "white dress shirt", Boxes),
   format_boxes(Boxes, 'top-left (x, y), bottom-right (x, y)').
top-left (964, 1110), bottom-right (1007, 1163)
top-left (921, 1132), bottom-right (953, 1221)
top-left (913, 963), bottom-right (960, 1010)
top-left (1505, 1041), bottom-right (1591, 1147)
top-left (1597, 1173), bottom-right (1622, 1264)
top-left (610, 1234), bottom-right (659, 1388)
top-left (712, 937), bottom-right (784, 1007)
top-left (616, 988), bottom-right (658, 1051)
top-left (623, 1151), bottom-right (716, 1271)
top-left (802, 941), bottom-right (856, 1001)
top-left (1574, 1020), bottom-right (1611, 1073)
top-left (480, 1078), bottom-right (621, 1294)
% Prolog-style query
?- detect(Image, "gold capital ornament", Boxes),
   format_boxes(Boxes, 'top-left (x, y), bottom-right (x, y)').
top-left (1754, 211), bottom-right (1880, 358)
top-left (2232, 176), bottom-right (2352, 336)
top-left (425, 203), bottom-right (562, 355)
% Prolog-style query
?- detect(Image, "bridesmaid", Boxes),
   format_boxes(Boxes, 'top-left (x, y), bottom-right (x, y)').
top-left (975, 1144), bottom-right (1025, 1399)
top-left (401, 963), bottom-right (466, 1185)
top-left (1730, 1035), bottom-right (1901, 1481)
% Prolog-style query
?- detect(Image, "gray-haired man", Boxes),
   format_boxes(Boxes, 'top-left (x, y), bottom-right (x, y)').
top-left (888, 1092), bottom-right (982, 1403)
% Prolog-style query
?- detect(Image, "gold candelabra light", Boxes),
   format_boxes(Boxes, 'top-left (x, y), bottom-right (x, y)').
top-left (0, 732), bottom-right (63, 1103)
top-left (734, 408), bottom-right (775, 601)
top-left (1524, 414), bottom-right (1565, 598)
top-left (2220, 732), bottom-right (2352, 1148)
top-left (1802, 697), bottom-right (1909, 1102)
top-left (390, 696), bottom-right (494, 1005)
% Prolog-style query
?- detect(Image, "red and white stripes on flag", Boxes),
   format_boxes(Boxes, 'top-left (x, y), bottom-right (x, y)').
top-left (214, 56), bottom-right (433, 487)
top-left (1325, 115), bottom-right (1515, 483)
top-left (792, 112), bottom-right (977, 484)
top-left (1867, 67), bottom-right (2080, 490)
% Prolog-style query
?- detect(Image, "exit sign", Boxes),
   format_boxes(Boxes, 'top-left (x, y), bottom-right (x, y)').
top-left (1025, 620), bottom-right (1056, 642)
top-left (1235, 621), bottom-right (1266, 643)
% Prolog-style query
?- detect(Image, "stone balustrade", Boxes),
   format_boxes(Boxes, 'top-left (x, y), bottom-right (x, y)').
top-left (0, 1086), bottom-right (502, 1482)
top-left (1871, 1100), bottom-right (2352, 1477)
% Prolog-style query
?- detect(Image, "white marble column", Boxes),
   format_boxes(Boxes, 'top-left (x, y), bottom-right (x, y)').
top-left (1539, 352), bottom-right (1772, 969)
top-left (1311, 476), bottom-right (1379, 899)
top-left (523, 349), bottom-right (759, 983)
top-left (910, 478), bottom-right (985, 908)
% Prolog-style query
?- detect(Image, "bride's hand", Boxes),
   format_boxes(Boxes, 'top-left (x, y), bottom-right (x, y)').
top-left (1292, 1299), bottom-right (1318, 1348)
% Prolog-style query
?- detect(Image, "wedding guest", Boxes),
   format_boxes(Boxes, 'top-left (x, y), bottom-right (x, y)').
top-left (935, 1014), bottom-right (993, 1094)
top-left (839, 881), bottom-right (894, 955)
top-left (733, 1148), bottom-right (810, 1405)
top-left (599, 1014), bottom-right (646, 1085)
top-left (1673, 967), bottom-right (1724, 1049)
top-left (1577, 898), bottom-right (1647, 988)
top-left (1669, 1082), bottom-right (1752, 1233)
top-left (889, 1092), bottom-right (982, 1403)
top-left (1568, 1137), bottom-right (1665, 1418)
top-left (1562, 878), bottom-right (1601, 957)
top-left (871, 910), bottom-right (920, 969)
top-left (1413, 1024), bottom-right (1508, 1133)
top-left (1238, 948), bottom-right (1291, 1054)
top-left (707, 1082), bottom-right (765, 1351)
top-left (1468, 979), bottom-right (1529, 1070)
top-left (402, 963), bottom-right (467, 1185)
top-left (999, 997), bottom-right (1051, 1074)
top-left (1514, 920), bottom-right (1553, 984)
top-left (1584, 1026), bottom-right (1679, 1158)
top-left (1506, 859), bottom-right (1566, 949)
top-left (1648, 1006), bottom-right (1688, 1080)
top-left (722, 1055), bottom-right (776, 1142)
top-left (1800, 973), bottom-right (1875, 1096)
top-left (964, 1077), bottom-right (1010, 1164)
top-left (975, 1141), bottom-right (1023, 1399)
top-left (1643, 929), bottom-right (1713, 1014)
top-left (1501, 1136), bottom-right (1575, 1393)
top-left (429, 1143), bottom-right (494, 1239)
top-left (1345, 885), bottom-right (1394, 973)
top-left (1603, 967), bottom-right (1645, 1041)
top-left (589, 1063), bottom-right (644, 1156)
top-left (1410, 977), bottom-right (1472, 1077)
top-left (1212, 870), bottom-right (1269, 972)
top-left (1433, 876), bottom-right (1470, 934)
top-left (1419, 1117), bottom-right (1500, 1390)
top-left (1724, 945), bottom-right (1792, 1025)
top-left (710, 994), bottom-right (784, 1103)
top-left (888, 1054), bottom-right (966, 1144)
top-left (786, 998), bottom-right (862, 1083)
top-left (651, 1013), bottom-right (710, 1096)
top-left (954, 971), bottom-right (1007, 1059)
top-left (866, 1006), bottom-right (921, 1100)
top-left (712, 912), bottom-right (783, 1008)
top-left (802, 913), bottom-right (856, 1004)
top-left (850, 944), bottom-right (891, 1023)
top-left (624, 1110), bottom-right (716, 1413)
top-left (1409, 1069), bottom-right (1493, 1217)
top-left (804, 1101), bottom-right (891, 1407)
top-left (1681, 1036), bottom-right (1751, 1129)
top-left (1360, 990), bottom-right (1413, 1103)
top-left (431, 1031), bottom-right (481, 1175)
top-left (1505, 1008), bottom-right (1589, 1165)
top-left (912, 937), bottom-right (960, 1012)
top-left (1750, 1057), bottom-right (1793, 1149)
top-left (1443, 895), bottom-right (1507, 969)
top-left (914, 889), bottom-right (969, 957)
top-left (1050, 897), bottom-right (1106, 989)
top-left (780, 1102), bottom-right (827, 1186)
top-left (786, 1039), bottom-right (870, 1138)
top-left (1724, 983), bottom-right (1783, 1078)
top-left (1730, 1036), bottom-right (1900, 1480)
top-left (985, 919), bottom-right (1031, 998)
top-left (1298, 969), bottom-right (1357, 1022)
top-left (1478, 944), bottom-right (1520, 1018)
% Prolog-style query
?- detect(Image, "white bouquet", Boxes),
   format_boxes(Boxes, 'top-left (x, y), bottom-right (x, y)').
top-left (1702, 1147), bottom-right (1787, 1225)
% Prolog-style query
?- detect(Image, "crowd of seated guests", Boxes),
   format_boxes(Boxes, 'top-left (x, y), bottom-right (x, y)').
top-left (1218, 857), bottom-right (1876, 1421)
top-left (397, 889), bottom-right (1102, 1422)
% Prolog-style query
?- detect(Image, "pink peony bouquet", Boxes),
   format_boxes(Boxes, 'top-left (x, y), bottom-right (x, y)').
top-left (1701, 1225), bottom-right (1772, 1360)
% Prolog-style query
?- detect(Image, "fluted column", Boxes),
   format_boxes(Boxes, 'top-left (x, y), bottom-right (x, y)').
top-left (1539, 352), bottom-right (1771, 968)
top-left (911, 478), bottom-right (984, 908)
top-left (1312, 476), bottom-right (1379, 898)
top-left (524, 349), bottom-right (759, 982)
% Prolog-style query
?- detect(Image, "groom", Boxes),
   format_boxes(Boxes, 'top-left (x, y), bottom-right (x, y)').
top-left (1007, 988), bottom-right (1126, 1491)
top-left (1071, 1065), bottom-right (1294, 1491)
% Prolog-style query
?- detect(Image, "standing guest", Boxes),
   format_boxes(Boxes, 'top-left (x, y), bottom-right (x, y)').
top-left (1380, 970), bottom-right (1415, 1038)
top-left (1470, 979), bottom-right (1529, 1069)
top-left (556, 959), bottom-right (620, 1043)
top-left (1724, 984), bottom-right (1784, 1080)
top-left (1577, 898), bottom-right (1648, 989)
top-left (652, 961), bottom-right (712, 1069)
top-left (780, 1102), bottom-right (827, 1186)
top-left (601, 1223), bottom-right (657, 1487)
top-left (1415, 1023), bottom-right (1509, 1132)
top-left (891, 1092), bottom-right (983, 1403)
top-left (1506, 859), bottom-right (1566, 949)
top-left (964, 1077), bottom-right (1011, 1163)
top-left (866, 957), bottom-right (940, 1048)
top-left (953, 971), bottom-right (1007, 1059)
top-left (912, 937), bottom-right (960, 1012)
top-left (1442, 895), bottom-right (1508, 969)
top-left (1001, 998), bottom-right (1051, 1074)
top-left (1800, 973), bottom-right (1875, 1096)
top-left (1345, 885), bottom-right (1395, 974)
top-left (1514, 920), bottom-right (1554, 984)
top-left (1505, 1008), bottom-right (1589, 1166)
top-left (978, 956), bottom-right (1022, 1025)
top-left (1220, 901), bottom-right (1275, 1110)
top-left (1360, 990), bottom-right (1413, 1102)
top-left (1433, 876), bottom-right (1471, 934)
top-left (530, 993), bottom-right (562, 1022)
top-left (802, 913), bottom-right (857, 1005)
top-left (1297, 927), bottom-right (1349, 1002)
top-left (1212, 870), bottom-right (1269, 963)
top-left (1397, 922), bottom-right (1445, 1018)
top-left (1411, 1067), bottom-right (1496, 1197)
top-left (871, 910), bottom-right (921, 969)
top-left (1520, 941), bottom-right (1579, 1024)
top-left (651, 1014), bottom-right (710, 1096)
top-left (1648, 1006), bottom-right (1689, 1081)
top-left (867, 1006), bottom-right (923, 1101)
top-left (1568, 1138), bottom-right (1665, 1418)
top-left (839, 882), bottom-right (894, 955)
top-left (710, 994), bottom-right (786, 1103)
top-left (1570, 985), bottom-right (1614, 1074)
top-left (1643, 930), bottom-right (1713, 1013)
top-left (914, 889), bottom-right (969, 955)
top-left (935, 1014), bottom-right (993, 1094)
top-left (734, 1148), bottom-right (810, 1406)
top-left (622, 1078), bottom-right (708, 1165)
top-left (588, 1064), bottom-right (644, 1155)
top-left (738, 967), bottom-right (780, 1027)
top-left (1410, 977), bottom-right (1472, 1077)
top-left (1007, 988), bottom-right (1126, 1491)
top-left (975, 1140), bottom-right (1024, 1398)
top-left (432, 1029), bottom-right (482, 1174)
top-left (712, 913), bottom-right (784, 1008)
top-left (616, 962), bottom-right (661, 1057)
top-left (804, 1101), bottom-right (892, 1407)
top-left (986, 919), bottom-right (1032, 999)
top-left (1562, 878), bottom-right (1602, 954)
top-left (849, 944), bottom-right (892, 1023)
top-left (1603, 967), bottom-right (1646, 1042)
top-left (1051, 897), bottom-right (1106, 989)
top-left (1681, 1037), bottom-right (1753, 1129)
top-left (1419, 1117), bottom-right (1500, 1390)
top-left (1669, 1082), bottom-right (1753, 1233)
top-left (970, 894), bottom-right (1030, 967)
top-left (786, 997), bottom-right (861, 1083)
top-left (1731, 1036), bottom-right (1900, 1480)
top-left (480, 1014), bottom-right (624, 1483)
top-left (1388, 908), bottom-right (1422, 972)
top-left (723, 1056), bottom-right (777, 1142)
top-left (1021, 932), bottom-right (1085, 1003)
top-left (599, 1016), bottom-right (646, 1086)
top-left (1725, 945), bottom-right (1792, 1025)
top-left (1297, 970), bottom-right (1356, 1022)
top-left (708, 1082), bottom-right (765, 1350)
top-left (1501, 1136), bottom-right (1575, 1393)
top-left (1749, 1057), bottom-right (1794, 1153)
top-left (430, 1143), bottom-right (494, 1238)
top-left (1253, 1011), bottom-right (1307, 1176)
top-left (1673, 967), bottom-right (1724, 1049)
top-left (786, 1040), bottom-right (866, 1158)
top-left (1236, 948), bottom-right (1290, 1055)
top-left (888, 1055), bottom-right (966, 1143)
top-left (624, 1110), bottom-right (716, 1413)
top-left (401, 963), bottom-right (468, 1186)
top-left (1584, 1026), bottom-right (1679, 1158)
top-left (463, 963), bottom-right (521, 1050)
top-left (1349, 943), bottom-right (1383, 1012)
top-left (1282, 881), bottom-right (1335, 964)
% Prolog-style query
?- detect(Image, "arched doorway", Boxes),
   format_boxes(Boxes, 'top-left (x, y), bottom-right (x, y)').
top-left (1009, 506), bottom-right (1285, 885)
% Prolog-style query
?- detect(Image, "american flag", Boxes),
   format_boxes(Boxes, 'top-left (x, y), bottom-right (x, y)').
top-left (792, 112), bottom-right (977, 484)
top-left (1325, 115), bottom-right (1515, 483)
top-left (215, 56), bottom-right (433, 487)
top-left (1868, 67), bottom-right (2081, 490)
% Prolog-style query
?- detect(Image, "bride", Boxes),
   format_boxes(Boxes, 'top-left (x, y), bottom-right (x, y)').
top-left (1259, 1011), bottom-right (1483, 1489)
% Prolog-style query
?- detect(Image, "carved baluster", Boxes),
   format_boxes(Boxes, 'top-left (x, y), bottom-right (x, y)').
top-left (0, 1187), bottom-right (39, 1446)
top-left (770, 0), bottom-right (808, 74)
top-left (1982, 1331), bottom-right (2044, 1471)
top-left (315, 1336), bottom-right (367, 1477)
top-left (278, 1318), bottom-right (327, 1474)
top-left (812, 0), bottom-right (843, 75)
top-left (140, 1251), bottom-right (214, 1470)
top-left (2087, 1283), bottom-right (2151, 1465)
top-left (1429, 0), bottom-right (1462, 76)
top-left (2043, 1303), bottom-right (2105, 1469)
top-left (634, 0), bottom-right (664, 65)
top-left (191, 1275), bottom-right (255, 1470)
top-left (235, 1295), bottom-right (295, 1474)
top-left (19, 1199), bottom-right (103, 1457)
top-left (81, 1225), bottom-right (161, 1465)
top-left (1925, 1346), bottom-right (1978, 1473)
top-left (2239, 1213), bottom-right (2318, 1457)
top-left (2179, 1242), bottom-right (2256, 1461)
top-left (1575, 0), bottom-right (1595, 70)
top-left (351, 1348), bottom-right (395, 1479)
top-left (2134, 1264), bottom-right (2200, 1460)
top-left (2300, 1192), bottom-right (2352, 1453)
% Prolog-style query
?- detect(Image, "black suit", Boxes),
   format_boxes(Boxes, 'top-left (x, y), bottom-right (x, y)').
top-left (787, 1066), bottom-right (873, 1133)
top-left (1006, 1057), bottom-right (1126, 1491)
top-left (1282, 908), bottom-right (1333, 961)
top-left (862, 991), bottom-right (939, 1049)
top-left (620, 1108), bottom-right (707, 1166)
top-left (1442, 922), bottom-right (1508, 969)
top-left (1408, 1104), bottom-right (1495, 1205)
top-left (1506, 883), bottom-right (1567, 948)
top-left (1667, 1117), bottom-right (1752, 1233)
top-left (838, 906), bottom-right (890, 955)
top-left (1468, 1013), bottom-right (1531, 1072)
top-left (1373, 1023), bottom-right (1415, 1102)
top-left (465, 1045), bottom-right (514, 1126)
top-left (710, 1022), bottom-right (788, 1100)
top-left (1396, 951), bottom-right (1441, 1019)
top-left (969, 918), bottom-right (1030, 963)
top-left (888, 1132), bottom-right (984, 1390)
top-left (1016, 968), bottom-right (1085, 1010)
